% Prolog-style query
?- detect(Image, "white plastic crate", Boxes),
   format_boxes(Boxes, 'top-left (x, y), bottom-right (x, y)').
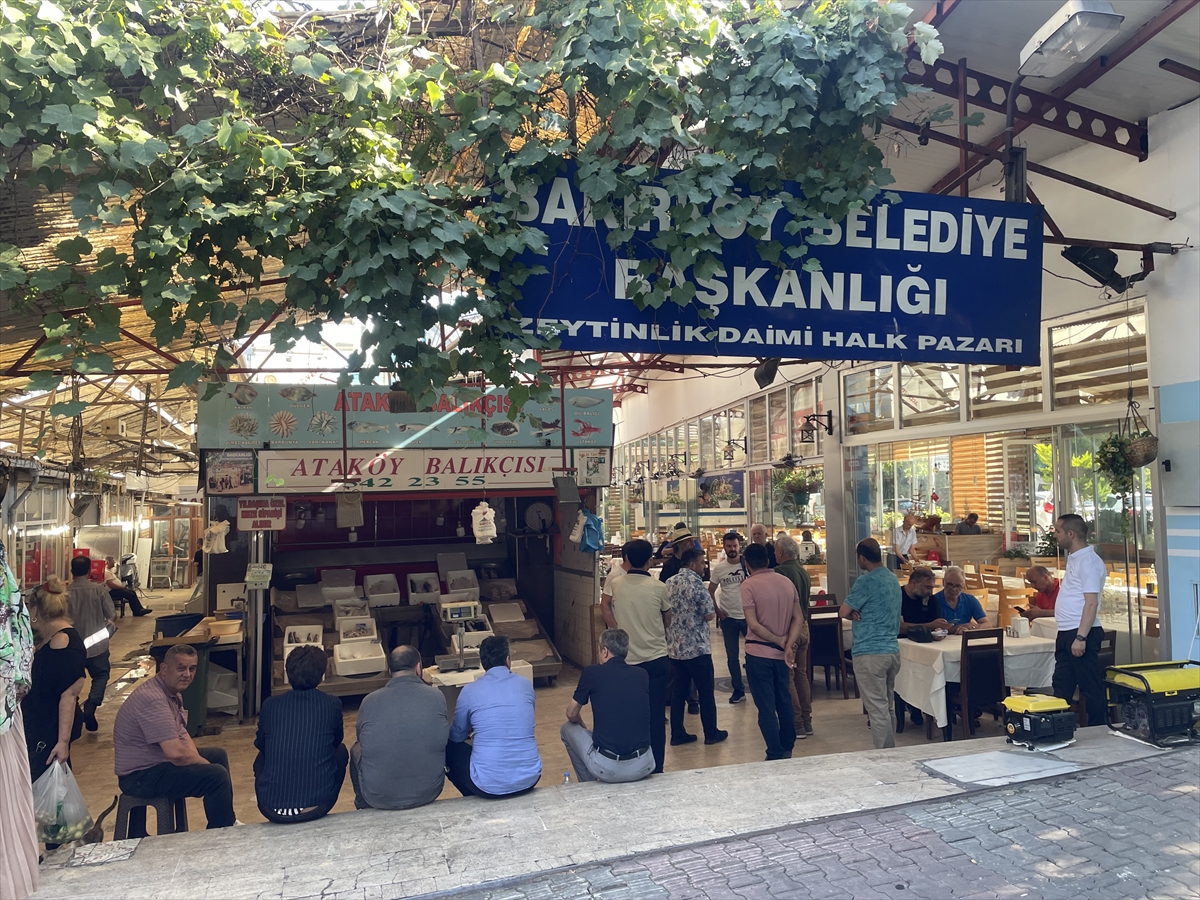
top-left (333, 596), bottom-right (369, 619)
top-left (295, 583), bottom-right (327, 609)
top-left (444, 569), bottom-right (480, 601)
top-left (407, 572), bottom-right (440, 603)
top-left (320, 568), bottom-right (358, 600)
top-left (363, 573), bottom-right (400, 608)
top-left (334, 640), bottom-right (386, 676)
top-left (284, 624), bottom-right (325, 646)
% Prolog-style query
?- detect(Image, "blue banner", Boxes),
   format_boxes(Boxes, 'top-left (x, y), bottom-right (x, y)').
top-left (511, 172), bottom-right (1043, 364)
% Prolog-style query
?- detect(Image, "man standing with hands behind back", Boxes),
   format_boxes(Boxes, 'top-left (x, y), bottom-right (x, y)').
top-left (1051, 514), bottom-right (1108, 726)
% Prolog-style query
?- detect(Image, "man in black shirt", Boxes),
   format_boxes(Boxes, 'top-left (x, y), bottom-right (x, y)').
top-left (895, 567), bottom-right (948, 730)
top-left (560, 628), bottom-right (654, 783)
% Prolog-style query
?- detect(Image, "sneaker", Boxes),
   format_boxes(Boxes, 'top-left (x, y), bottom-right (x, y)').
top-left (803, 724), bottom-right (814, 737)
top-left (670, 733), bottom-right (698, 746)
top-left (704, 730), bottom-right (728, 745)
top-left (729, 691), bottom-right (745, 704)
top-left (794, 727), bottom-right (808, 739)
top-left (687, 702), bottom-right (700, 715)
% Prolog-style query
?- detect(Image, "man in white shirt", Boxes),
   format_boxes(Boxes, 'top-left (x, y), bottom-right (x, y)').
top-left (890, 514), bottom-right (918, 569)
top-left (1051, 514), bottom-right (1108, 725)
top-left (708, 531), bottom-right (748, 704)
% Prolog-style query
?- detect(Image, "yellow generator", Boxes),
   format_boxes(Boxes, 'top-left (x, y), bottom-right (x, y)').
top-left (1002, 694), bottom-right (1077, 749)
top-left (1105, 661), bottom-right (1200, 747)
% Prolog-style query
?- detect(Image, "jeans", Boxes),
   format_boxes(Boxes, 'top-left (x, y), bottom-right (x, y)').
top-left (254, 744), bottom-right (346, 824)
top-left (560, 722), bottom-right (654, 784)
top-left (669, 655), bottom-right (720, 739)
top-left (445, 741), bottom-right (536, 800)
top-left (745, 655), bottom-right (795, 759)
top-left (856, 653), bottom-right (902, 749)
top-left (719, 617), bottom-right (747, 694)
top-left (635, 657), bottom-right (669, 773)
top-left (1053, 626), bottom-right (1107, 726)
top-left (83, 651), bottom-right (111, 712)
top-left (117, 747), bottom-right (235, 832)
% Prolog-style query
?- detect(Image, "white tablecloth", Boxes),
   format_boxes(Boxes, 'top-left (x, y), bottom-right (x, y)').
top-left (892, 634), bottom-right (1057, 728)
top-left (1031, 617), bottom-right (1059, 639)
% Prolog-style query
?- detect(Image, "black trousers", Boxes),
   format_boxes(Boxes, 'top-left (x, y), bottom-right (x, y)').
top-left (1053, 626), bottom-right (1107, 726)
top-left (118, 747), bottom-right (235, 833)
top-left (83, 651), bottom-right (110, 712)
top-left (254, 744), bottom-right (346, 824)
top-left (110, 587), bottom-right (147, 617)
top-left (635, 657), bottom-right (669, 773)
top-left (669, 655), bottom-right (719, 739)
top-left (445, 741), bottom-right (535, 800)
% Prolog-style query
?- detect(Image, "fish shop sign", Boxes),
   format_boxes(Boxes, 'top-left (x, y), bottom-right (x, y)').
top-left (511, 172), bottom-right (1044, 365)
top-left (258, 449), bottom-right (565, 492)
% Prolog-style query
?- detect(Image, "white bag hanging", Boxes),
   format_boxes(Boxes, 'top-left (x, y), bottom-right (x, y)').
top-left (569, 510), bottom-right (586, 544)
top-left (202, 520), bottom-right (230, 555)
top-left (472, 501), bottom-right (497, 544)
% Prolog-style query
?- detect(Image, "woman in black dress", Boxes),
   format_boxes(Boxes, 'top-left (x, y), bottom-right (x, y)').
top-left (21, 579), bottom-right (86, 782)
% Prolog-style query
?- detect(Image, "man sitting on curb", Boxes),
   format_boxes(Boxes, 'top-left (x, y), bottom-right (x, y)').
top-left (352, 645), bottom-right (448, 810)
top-left (447, 635), bottom-right (542, 799)
top-left (113, 644), bottom-right (235, 833)
top-left (561, 628), bottom-right (654, 783)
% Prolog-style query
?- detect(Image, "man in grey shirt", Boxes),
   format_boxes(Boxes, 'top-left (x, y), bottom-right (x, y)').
top-left (350, 645), bottom-right (448, 809)
top-left (66, 555), bottom-right (116, 731)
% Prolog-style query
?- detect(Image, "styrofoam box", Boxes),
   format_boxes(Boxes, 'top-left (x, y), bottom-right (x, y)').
top-left (337, 616), bottom-right (378, 643)
top-left (295, 583), bottom-right (328, 609)
top-left (321, 568), bottom-right (358, 600)
top-left (333, 596), bottom-right (370, 619)
top-left (444, 569), bottom-right (480, 600)
top-left (334, 640), bottom-right (386, 676)
top-left (363, 574), bottom-right (400, 608)
top-left (285, 624), bottom-right (325, 646)
top-left (282, 642), bottom-right (323, 684)
top-left (450, 622), bottom-right (494, 651)
top-left (407, 572), bottom-right (440, 602)
top-left (511, 659), bottom-right (534, 683)
top-left (437, 553), bottom-right (468, 584)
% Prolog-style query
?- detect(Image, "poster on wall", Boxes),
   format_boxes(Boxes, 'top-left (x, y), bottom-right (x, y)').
top-left (197, 384), bottom-right (614, 451)
top-left (573, 449), bottom-right (612, 487)
top-left (698, 471), bottom-right (744, 510)
top-left (512, 165), bottom-right (1043, 365)
top-left (204, 450), bottom-right (255, 495)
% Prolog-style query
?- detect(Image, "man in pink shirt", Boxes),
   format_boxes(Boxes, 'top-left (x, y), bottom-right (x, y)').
top-left (741, 543), bottom-right (806, 760)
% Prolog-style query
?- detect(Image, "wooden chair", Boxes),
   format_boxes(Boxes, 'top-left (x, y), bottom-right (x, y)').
top-left (980, 564), bottom-right (1000, 576)
top-left (1013, 566), bottom-right (1028, 581)
top-left (808, 604), bottom-right (843, 692)
top-left (1030, 557), bottom-right (1059, 569)
top-left (965, 571), bottom-right (988, 605)
top-left (984, 574), bottom-right (1032, 627)
top-left (963, 563), bottom-right (978, 574)
top-left (835, 606), bottom-right (859, 701)
top-left (945, 628), bottom-right (1007, 741)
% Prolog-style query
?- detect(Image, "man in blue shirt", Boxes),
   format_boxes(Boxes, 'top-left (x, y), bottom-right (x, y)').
top-left (840, 538), bottom-right (902, 750)
top-left (447, 635), bottom-right (542, 798)
top-left (933, 566), bottom-right (990, 633)
top-left (254, 645), bottom-right (347, 823)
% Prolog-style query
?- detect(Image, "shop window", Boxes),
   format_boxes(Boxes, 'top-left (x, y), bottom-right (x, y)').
top-left (1051, 310), bottom-right (1148, 409)
top-left (844, 367), bottom-right (894, 435)
top-left (768, 389), bottom-right (789, 461)
top-left (900, 364), bottom-right (961, 428)
top-left (969, 364), bottom-right (1043, 418)
top-left (699, 416), bottom-right (715, 470)
top-left (748, 397), bottom-right (768, 464)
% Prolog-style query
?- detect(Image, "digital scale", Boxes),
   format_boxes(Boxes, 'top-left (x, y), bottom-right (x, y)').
top-left (439, 598), bottom-right (481, 622)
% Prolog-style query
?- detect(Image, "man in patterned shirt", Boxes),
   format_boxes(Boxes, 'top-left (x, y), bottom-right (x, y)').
top-left (665, 548), bottom-right (727, 746)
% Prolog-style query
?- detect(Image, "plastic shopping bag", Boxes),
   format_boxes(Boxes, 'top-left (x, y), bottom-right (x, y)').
top-left (32, 760), bottom-right (94, 844)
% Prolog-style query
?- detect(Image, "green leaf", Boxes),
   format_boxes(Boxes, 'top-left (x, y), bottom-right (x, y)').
top-left (166, 361), bottom-right (205, 391)
top-left (261, 145), bottom-right (292, 169)
top-left (72, 353), bottom-right (114, 374)
top-left (49, 400), bottom-right (88, 418)
top-left (55, 235), bottom-right (92, 264)
top-left (25, 371), bottom-right (63, 393)
top-left (960, 111), bottom-right (985, 128)
top-left (41, 103), bottom-right (98, 134)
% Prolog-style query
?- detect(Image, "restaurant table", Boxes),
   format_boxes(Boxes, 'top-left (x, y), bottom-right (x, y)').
top-left (1031, 616), bottom-right (1059, 640)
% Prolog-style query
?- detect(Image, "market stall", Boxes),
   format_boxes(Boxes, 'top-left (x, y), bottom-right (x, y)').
top-left (196, 383), bottom-right (612, 708)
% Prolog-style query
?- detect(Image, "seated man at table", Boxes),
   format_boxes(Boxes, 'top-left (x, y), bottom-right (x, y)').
top-left (104, 555), bottom-right (151, 617)
top-left (254, 645), bottom-right (347, 823)
top-left (954, 513), bottom-right (983, 535)
top-left (113, 644), bottom-right (235, 833)
top-left (934, 567), bottom-right (990, 633)
top-left (561, 628), bottom-right (655, 783)
top-left (352, 645), bottom-right (448, 810)
top-left (1020, 566), bottom-right (1059, 620)
top-left (896, 566), bottom-right (947, 730)
top-left (447, 635), bottom-right (542, 799)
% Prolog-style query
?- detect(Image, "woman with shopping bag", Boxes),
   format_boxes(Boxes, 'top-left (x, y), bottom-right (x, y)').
top-left (21, 579), bottom-right (86, 782)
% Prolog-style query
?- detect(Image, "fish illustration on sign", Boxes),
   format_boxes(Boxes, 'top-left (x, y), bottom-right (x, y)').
top-left (308, 411), bottom-right (336, 435)
top-left (490, 421), bottom-right (520, 436)
top-left (447, 426), bottom-right (474, 434)
top-left (572, 419), bottom-right (602, 437)
top-left (570, 396), bottom-right (604, 409)
top-left (278, 387), bottom-right (317, 402)
top-left (230, 384), bottom-right (259, 406)
top-left (393, 424), bottom-right (438, 434)
top-left (347, 421), bottom-right (389, 434)
top-left (528, 416), bottom-right (560, 430)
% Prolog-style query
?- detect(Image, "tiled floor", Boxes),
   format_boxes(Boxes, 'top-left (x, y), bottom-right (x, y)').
top-left (68, 593), bottom-right (991, 833)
